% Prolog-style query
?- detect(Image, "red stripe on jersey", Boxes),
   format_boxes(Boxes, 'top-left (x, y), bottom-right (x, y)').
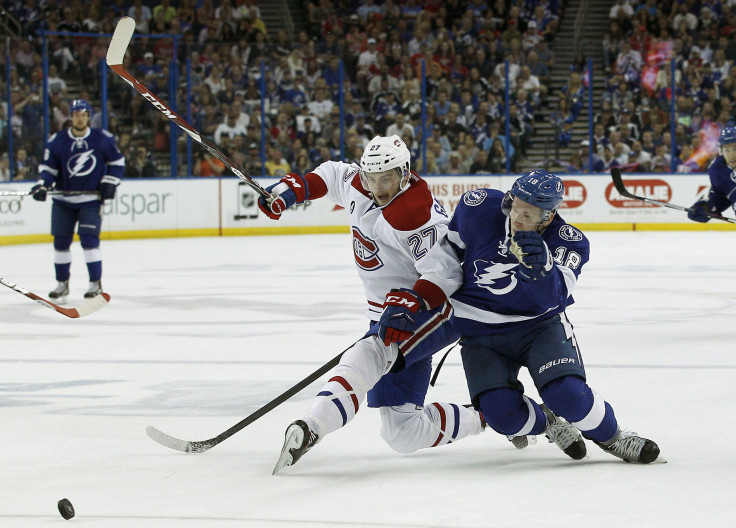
top-left (413, 279), bottom-right (448, 310)
top-left (329, 376), bottom-right (359, 413)
top-left (399, 302), bottom-right (453, 356)
top-left (304, 172), bottom-right (328, 199)
top-left (431, 402), bottom-right (447, 447)
top-left (368, 300), bottom-right (383, 308)
top-left (382, 174), bottom-right (434, 231)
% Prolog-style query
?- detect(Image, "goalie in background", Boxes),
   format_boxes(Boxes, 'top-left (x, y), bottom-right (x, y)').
top-left (379, 170), bottom-right (662, 464)
top-left (687, 126), bottom-right (736, 223)
top-left (30, 99), bottom-right (124, 302)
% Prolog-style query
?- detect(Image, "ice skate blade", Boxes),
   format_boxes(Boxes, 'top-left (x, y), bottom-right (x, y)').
top-left (49, 295), bottom-right (68, 305)
top-left (272, 426), bottom-right (303, 475)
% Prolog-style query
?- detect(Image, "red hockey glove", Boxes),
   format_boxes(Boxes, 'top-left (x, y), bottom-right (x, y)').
top-left (257, 173), bottom-right (309, 220)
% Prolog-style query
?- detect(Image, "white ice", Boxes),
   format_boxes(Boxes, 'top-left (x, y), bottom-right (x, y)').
top-left (1, 231), bottom-right (735, 527)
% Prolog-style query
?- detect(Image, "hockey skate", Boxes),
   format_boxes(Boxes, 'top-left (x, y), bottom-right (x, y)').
top-left (541, 404), bottom-right (587, 460)
top-left (84, 281), bottom-right (103, 298)
top-left (48, 280), bottom-right (69, 304)
top-left (272, 420), bottom-right (319, 475)
top-left (594, 428), bottom-right (661, 464)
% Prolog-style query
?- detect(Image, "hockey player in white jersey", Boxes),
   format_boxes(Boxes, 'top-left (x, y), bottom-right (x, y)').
top-left (379, 170), bottom-right (662, 464)
top-left (31, 99), bottom-right (124, 301)
top-left (260, 135), bottom-right (490, 474)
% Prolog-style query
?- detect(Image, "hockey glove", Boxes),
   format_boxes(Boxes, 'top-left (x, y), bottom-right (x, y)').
top-left (30, 182), bottom-right (48, 202)
top-left (378, 288), bottom-right (426, 346)
top-left (100, 175), bottom-right (121, 202)
top-left (687, 200), bottom-right (712, 223)
top-left (509, 231), bottom-right (554, 282)
top-left (257, 173), bottom-right (309, 220)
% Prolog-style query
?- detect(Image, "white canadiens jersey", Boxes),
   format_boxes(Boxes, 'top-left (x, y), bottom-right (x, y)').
top-left (311, 161), bottom-right (450, 320)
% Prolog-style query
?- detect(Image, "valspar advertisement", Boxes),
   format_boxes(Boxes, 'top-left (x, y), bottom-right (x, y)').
top-left (0, 173), bottom-right (731, 244)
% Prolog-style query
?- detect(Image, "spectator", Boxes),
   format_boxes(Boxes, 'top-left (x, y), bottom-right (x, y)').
top-left (628, 140), bottom-right (653, 171)
top-left (0, 152), bottom-right (11, 181)
top-left (265, 145), bottom-right (291, 177)
top-left (214, 108), bottom-right (248, 149)
top-left (125, 145), bottom-right (157, 178)
top-left (13, 146), bottom-right (37, 181)
top-left (386, 113), bottom-right (414, 143)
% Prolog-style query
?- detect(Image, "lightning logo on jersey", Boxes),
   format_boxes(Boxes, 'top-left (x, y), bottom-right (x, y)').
top-left (68, 150), bottom-right (97, 178)
top-left (473, 259), bottom-right (518, 295)
top-left (38, 128), bottom-right (125, 201)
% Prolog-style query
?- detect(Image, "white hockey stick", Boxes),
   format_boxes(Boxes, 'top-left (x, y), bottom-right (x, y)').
top-left (0, 277), bottom-right (111, 318)
top-left (106, 17), bottom-right (270, 199)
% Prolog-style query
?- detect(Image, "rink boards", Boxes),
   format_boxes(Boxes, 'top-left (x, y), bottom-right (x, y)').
top-left (1, 173), bottom-right (734, 245)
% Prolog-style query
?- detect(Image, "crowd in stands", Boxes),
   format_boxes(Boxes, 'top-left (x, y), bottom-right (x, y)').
top-left (0, 0), bottom-right (734, 181)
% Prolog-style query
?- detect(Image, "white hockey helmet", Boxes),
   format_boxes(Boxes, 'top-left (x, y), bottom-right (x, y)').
top-left (359, 135), bottom-right (411, 193)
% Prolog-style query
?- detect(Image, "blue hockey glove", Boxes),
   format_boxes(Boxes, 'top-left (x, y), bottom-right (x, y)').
top-left (100, 175), bottom-right (120, 202)
top-left (509, 231), bottom-right (554, 281)
top-left (378, 288), bottom-right (426, 346)
top-left (30, 182), bottom-right (48, 202)
top-left (687, 200), bottom-right (712, 223)
top-left (257, 173), bottom-right (309, 220)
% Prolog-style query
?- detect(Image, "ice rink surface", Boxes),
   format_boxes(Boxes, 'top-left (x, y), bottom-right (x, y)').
top-left (1, 231), bottom-right (735, 527)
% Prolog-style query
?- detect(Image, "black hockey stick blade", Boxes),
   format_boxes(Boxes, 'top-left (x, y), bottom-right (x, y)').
top-left (0, 277), bottom-right (110, 318)
top-left (611, 168), bottom-right (736, 223)
top-left (146, 346), bottom-right (351, 453)
top-left (106, 17), bottom-right (270, 199)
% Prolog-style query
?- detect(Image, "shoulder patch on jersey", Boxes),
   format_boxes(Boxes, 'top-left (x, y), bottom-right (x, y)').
top-left (382, 178), bottom-right (433, 231)
top-left (559, 225), bottom-right (583, 241)
top-left (344, 165), bottom-right (360, 183)
top-left (102, 129), bottom-right (114, 138)
top-left (463, 189), bottom-right (488, 206)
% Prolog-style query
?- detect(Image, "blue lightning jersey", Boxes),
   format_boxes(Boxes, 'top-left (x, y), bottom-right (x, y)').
top-left (706, 156), bottom-right (736, 213)
top-left (38, 128), bottom-right (125, 208)
top-left (416, 189), bottom-right (590, 336)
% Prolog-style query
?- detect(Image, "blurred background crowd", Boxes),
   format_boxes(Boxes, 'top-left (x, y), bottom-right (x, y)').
top-left (1, 0), bottom-right (734, 181)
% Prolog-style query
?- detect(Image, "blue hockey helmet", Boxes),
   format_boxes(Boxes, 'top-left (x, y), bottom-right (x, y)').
top-left (502, 169), bottom-right (564, 221)
top-left (718, 126), bottom-right (736, 147)
top-left (70, 99), bottom-right (93, 115)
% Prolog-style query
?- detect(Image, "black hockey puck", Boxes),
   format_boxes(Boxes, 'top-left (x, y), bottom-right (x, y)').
top-left (58, 498), bottom-right (75, 520)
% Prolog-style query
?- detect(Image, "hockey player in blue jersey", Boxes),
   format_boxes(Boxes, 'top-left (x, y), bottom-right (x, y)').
top-left (30, 99), bottom-right (124, 302)
top-left (379, 170), bottom-right (662, 464)
top-left (688, 126), bottom-right (736, 222)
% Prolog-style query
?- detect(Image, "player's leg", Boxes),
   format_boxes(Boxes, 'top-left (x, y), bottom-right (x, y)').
top-left (462, 328), bottom-right (586, 460)
top-left (49, 202), bottom-right (76, 302)
top-left (77, 206), bottom-right (103, 298)
top-left (273, 334), bottom-right (398, 474)
top-left (371, 313), bottom-right (483, 453)
top-left (533, 312), bottom-right (661, 463)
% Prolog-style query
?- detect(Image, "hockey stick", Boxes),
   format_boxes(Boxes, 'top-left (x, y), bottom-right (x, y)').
top-left (0, 191), bottom-right (101, 197)
top-left (146, 339), bottom-right (361, 453)
top-left (611, 168), bottom-right (736, 223)
top-left (0, 277), bottom-right (111, 318)
top-left (106, 17), bottom-right (270, 199)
